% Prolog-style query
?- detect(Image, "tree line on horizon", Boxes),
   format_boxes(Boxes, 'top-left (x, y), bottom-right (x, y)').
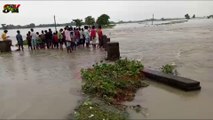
top-left (184, 14), bottom-right (213, 19)
top-left (1, 13), bottom-right (212, 30)
top-left (1, 14), bottom-right (112, 30)
top-left (72, 14), bottom-right (111, 27)
top-left (184, 14), bottom-right (196, 19)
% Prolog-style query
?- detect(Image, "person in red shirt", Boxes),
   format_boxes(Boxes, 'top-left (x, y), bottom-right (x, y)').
top-left (97, 25), bottom-right (103, 48)
top-left (90, 26), bottom-right (97, 48)
top-left (74, 28), bottom-right (80, 47)
top-left (53, 32), bottom-right (59, 49)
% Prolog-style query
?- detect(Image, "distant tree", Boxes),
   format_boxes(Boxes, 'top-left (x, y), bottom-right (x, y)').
top-left (96, 14), bottom-right (110, 26)
top-left (85, 16), bottom-right (95, 26)
top-left (192, 14), bottom-right (196, 18)
top-left (7, 24), bottom-right (15, 29)
top-left (118, 20), bottom-right (124, 24)
top-left (207, 15), bottom-right (213, 19)
top-left (109, 21), bottom-right (115, 24)
top-left (29, 23), bottom-right (35, 28)
top-left (161, 18), bottom-right (165, 21)
top-left (70, 21), bottom-right (75, 26)
top-left (17, 25), bottom-right (21, 28)
top-left (185, 14), bottom-right (190, 19)
top-left (1, 24), bottom-right (6, 29)
top-left (73, 19), bottom-right (83, 27)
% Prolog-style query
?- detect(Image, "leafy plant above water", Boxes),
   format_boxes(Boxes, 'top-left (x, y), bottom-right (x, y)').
top-left (161, 64), bottom-right (177, 75)
top-left (81, 58), bottom-right (148, 104)
top-left (71, 58), bottom-right (149, 120)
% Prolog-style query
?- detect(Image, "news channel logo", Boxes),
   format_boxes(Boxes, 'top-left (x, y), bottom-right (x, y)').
top-left (2, 4), bottom-right (20, 13)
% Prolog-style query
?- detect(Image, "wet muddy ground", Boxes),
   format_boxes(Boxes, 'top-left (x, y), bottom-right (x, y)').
top-left (0, 19), bottom-right (213, 119)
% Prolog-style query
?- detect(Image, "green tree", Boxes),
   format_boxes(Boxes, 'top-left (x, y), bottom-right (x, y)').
top-left (207, 15), bottom-right (213, 19)
top-left (1, 24), bottom-right (6, 29)
top-left (85, 16), bottom-right (95, 26)
top-left (161, 18), bottom-right (165, 21)
top-left (192, 14), bottom-right (196, 18)
top-left (185, 14), bottom-right (190, 19)
top-left (96, 14), bottom-right (110, 26)
top-left (73, 19), bottom-right (83, 27)
top-left (29, 23), bottom-right (35, 28)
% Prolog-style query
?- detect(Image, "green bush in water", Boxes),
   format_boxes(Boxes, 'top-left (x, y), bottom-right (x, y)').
top-left (161, 64), bottom-right (176, 74)
top-left (81, 58), bottom-right (148, 104)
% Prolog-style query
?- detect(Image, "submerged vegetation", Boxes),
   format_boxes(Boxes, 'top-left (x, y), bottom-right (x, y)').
top-left (71, 58), bottom-right (149, 120)
top-left (81, 58), bottom-right (148, 104)
top-left (72, 98), bottom-right (128, 120)
top-left (161, 64), bottom-right (177, 75)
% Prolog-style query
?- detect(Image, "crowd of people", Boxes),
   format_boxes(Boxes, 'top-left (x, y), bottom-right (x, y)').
top-left (1, 25), bottom-right (103, 53)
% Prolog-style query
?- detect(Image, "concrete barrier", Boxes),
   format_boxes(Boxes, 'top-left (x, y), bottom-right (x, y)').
top-left (107, 38), bottom-right (110, 42)
top-left (142, 68), bottom-right (201, 91)
top-left (103, 35), bottom-right (111, 51)
top-left (106, 42), bottom-right (120, 61)
top-left (0, 40), bottom-right (12, 52)
top-left (105, 38), bottom-right (111, 51)
top-left (103, 35), bottom-right (108, 49)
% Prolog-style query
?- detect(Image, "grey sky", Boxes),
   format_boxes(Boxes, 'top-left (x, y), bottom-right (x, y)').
top-left (0, 1), bottom-right (213, 25)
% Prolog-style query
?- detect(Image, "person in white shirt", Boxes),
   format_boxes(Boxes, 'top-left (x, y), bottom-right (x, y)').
top-left (79, 28), bottom-right (85, 47)
top-left (64, 26), bottom-right (72, 53)
top-left (84, 26), bottom-right (90, 48)
top-left (30, 28), bottom-right (37, 50)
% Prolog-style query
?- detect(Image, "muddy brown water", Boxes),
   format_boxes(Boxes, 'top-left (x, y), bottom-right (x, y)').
top-left (0, 19), bottom-right (213, 119)
top-left (0, 49), bottom-right (106, 119)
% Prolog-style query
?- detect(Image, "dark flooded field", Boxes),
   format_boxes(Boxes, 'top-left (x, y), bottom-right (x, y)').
top-left (0, 19), bottom-right (213, 119)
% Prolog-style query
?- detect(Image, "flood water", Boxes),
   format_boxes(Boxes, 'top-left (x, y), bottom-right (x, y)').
top-left (0, 19), bottom-right (213, 119)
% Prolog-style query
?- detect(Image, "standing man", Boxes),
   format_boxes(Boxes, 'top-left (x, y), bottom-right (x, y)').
top-left (30, 28), bottom-right (37, 50)
top-left (64, 26), bottom-right (72, 53)
top-left (75, 28), bottom-right (80, 46)
top-left (79, 28), bottom-right (85, 47)
top-left (40, 30), bottom-right (46, 49)
top-left (44, 30), bottom-right (49, 49)
top-left (58, 29), bottom-right (64, 50)
top-left (84, 26), bottom-right (90, 48)
top-left (53, 32), bottom-right (59, 49)
top-left (48, 29), bottom-right (53, 49)
top-left (90, 26), bottom-right (97, 48)
top-left (16, 30), bottom-right (24, 51)
top-left (97, 25), bottom-right (103, 48)
top-left (26, 31), bottom-right (32, 50)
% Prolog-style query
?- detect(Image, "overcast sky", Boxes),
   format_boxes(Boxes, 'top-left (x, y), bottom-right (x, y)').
top-left (0, 1), bottom-right (213, 25)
